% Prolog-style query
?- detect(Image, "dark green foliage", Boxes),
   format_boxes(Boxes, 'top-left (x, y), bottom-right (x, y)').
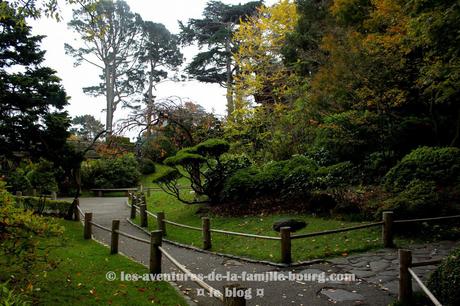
top-left (314, 111), bottom-right (380, 163)
top-left (139, 158), bottom-right (156, 175)
top-left (384, 147), bottom-right (460, 192)
top-left (16, 196), bottom-right (72, 217)
top-left (0, 8), bottom-right (69, 161)
top-left (179, 0), bottom-right (262, 85)
top-left (0, 182), bottom-right (62, 283)
top-left (6, 159), bottom-right (57, 194)
top-left (315, 161), bottom-right (356, 189)
top-left (81, 154), bottom-right (140, 189)
top-left (26, 159), bottom-right (58, 193)
top-left (428, 247), bottom-right (460, 306)
top-left (193, 139), bottom-right (230, 157)
top-left (221, 155), bottom-right (320, 202)
top-left (219, 167), bottom-right (259, 202)
top-left (6, 163), bottom-right (32, 193)
top-left (379, 179), bottom-right (441, 218)
top-left (164, 151), bottom-right (206, 166)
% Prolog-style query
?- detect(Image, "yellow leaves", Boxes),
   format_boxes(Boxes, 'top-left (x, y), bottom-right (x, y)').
top-left (233, 1), bottom-right (298, 107)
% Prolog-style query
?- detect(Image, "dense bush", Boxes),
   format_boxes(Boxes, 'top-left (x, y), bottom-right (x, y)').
top-left (378, 180), bottom-right (441, 218)
top-left (140, 135), bottom-right (177, 162)
top-left (15, 196), bottom-right (72, 217)
top-left (428, 247), bottom-right (460, 306)
top-left (6, 159), bottom-right (58, 194)
top-left (81, 154), bottom-right (140, 189)
top-left (139, 158), bottom-right (156, 175)
top-left (220, 155), bottom-right (355, 204)
top-left (314, 161), bottom-right (355, 189)
top-left (314, 111), bottom-right (380, 163)
top-left (26, 159), bottom-right (58, 193)
top-left (6, 162), bottom-right (31, 192)
top-left (384, 147), bottom-right (460, 192)
top-left (0, 181), bottom-right (62, 282)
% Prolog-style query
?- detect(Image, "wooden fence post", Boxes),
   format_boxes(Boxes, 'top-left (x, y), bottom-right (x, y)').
top-left (32, 188), bottom-right (37, 197)
top-left (140, 204), bottom-right (148, 227)
top-left (157, 211), bottom-right (166, 237)
top-left (16, 191), bottom-right (22, 197)
top-left (111, 220), bottom-right (120, 254)
top-left (84, 212), bottom-right (92, 240)
top-left (399, 249), bottom-right (413, 304)
top-left (280, 227), bottom-right (292, 264)
top-left (51, 191), bottom-right (57, 200)
top-left (223, 284), bottom-right (247, 306)
top-left (73, 198), bottom-right (80, 221)
top-left (202, 217), bottom-right (211, 250)
top-left (146, 188), bottom-right (151, 197)
top-left (130, 196), bottom-right (137, 219)
top-left (150, 230), bottom-right (163, 274)
top-left (383, 211), bottom-right (394, 248)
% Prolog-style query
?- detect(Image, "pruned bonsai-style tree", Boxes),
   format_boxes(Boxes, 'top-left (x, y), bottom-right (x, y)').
top-left (153, 139), bottom-right (231, 204)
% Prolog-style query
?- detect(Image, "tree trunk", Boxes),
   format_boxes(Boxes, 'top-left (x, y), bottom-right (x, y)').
top-left (105, 62), bottom-right (114, 136)
top-left (146, 61), bottom-right (154, 137)
top-left (225, 34), bottom-right (234, 117)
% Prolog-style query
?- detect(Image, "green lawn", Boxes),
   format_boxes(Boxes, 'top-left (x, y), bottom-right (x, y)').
top-left (134, 174), bottom-right (409, 262)
top-left (2, 219), bottom-right (187, 306)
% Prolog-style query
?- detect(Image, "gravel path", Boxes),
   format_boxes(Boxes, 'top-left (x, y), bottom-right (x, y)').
top-left (75, 197), bottom-right (458, 306)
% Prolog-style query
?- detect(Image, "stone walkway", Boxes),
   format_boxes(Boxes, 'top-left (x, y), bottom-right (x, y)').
top-left (328, 241), bottom-right (460, 295)
top-left (75, 197), bottom-right (459, 306)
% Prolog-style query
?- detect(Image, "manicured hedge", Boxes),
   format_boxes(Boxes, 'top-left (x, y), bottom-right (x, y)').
top-left (384, 146), bottom-right (460, 192)
top-left (14, 196), bottom-right (72, 217)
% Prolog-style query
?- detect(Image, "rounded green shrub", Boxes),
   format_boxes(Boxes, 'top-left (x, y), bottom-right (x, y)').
top-left (384, 146), bottom-right (460, 192)
top-left (428, 247), bottom-right (460, 306)
top-left (139, 158), bottom-right (156, 175)
top-left (26, 159), bottom-right (58, 193)
top-left (81, 154), bottom-right (140, 189)
top-left (378, 179), bottom-right (440, 218)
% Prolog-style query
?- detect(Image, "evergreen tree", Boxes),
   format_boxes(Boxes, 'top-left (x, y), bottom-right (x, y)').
top-left (0, 7), bottom-right (69, 161)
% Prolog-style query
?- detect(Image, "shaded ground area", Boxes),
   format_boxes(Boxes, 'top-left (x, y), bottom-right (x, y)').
top-left (75, 197), bottom-right (458, 306)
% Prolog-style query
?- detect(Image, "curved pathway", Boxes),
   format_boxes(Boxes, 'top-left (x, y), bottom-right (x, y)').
top-left (76, 197), bottom-right (459, 306)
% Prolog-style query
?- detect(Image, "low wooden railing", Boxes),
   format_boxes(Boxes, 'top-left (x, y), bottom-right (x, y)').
top-left (75, 206), bottom-right (245, 305)
top-left (398, 249), bottom-right (443, 306)
top-left (129, 192), bottom-right (460, 265)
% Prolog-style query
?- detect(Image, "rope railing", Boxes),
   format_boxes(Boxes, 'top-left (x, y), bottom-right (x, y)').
top-left (163, 219), bottom-right (202, 231)
top-left (291, 222), bottom-right (383, 239)
top-left (89, 221), bottom-right (112, 232)
top-left (159, 246), bottom-right (224, 302)
top-left (115, 229), bottom-right (150, 244)
top-left (394, 214), bottom-right (460, 224)
top-left (128, 191), bottom-right (460, 265)
top-left (210, 228), bottom-right (281, 240)
top-left (399, 249), bottom-right (443, 306)
top-left (81, 215), bottom-right (245, 305)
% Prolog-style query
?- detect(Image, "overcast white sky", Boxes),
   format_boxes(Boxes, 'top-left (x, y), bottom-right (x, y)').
top-left (29, 0), bottom-right (278, 137)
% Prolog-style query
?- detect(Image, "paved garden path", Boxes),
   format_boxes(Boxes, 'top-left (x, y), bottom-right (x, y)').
top-left (76, 197), bottom-right (459, 306)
